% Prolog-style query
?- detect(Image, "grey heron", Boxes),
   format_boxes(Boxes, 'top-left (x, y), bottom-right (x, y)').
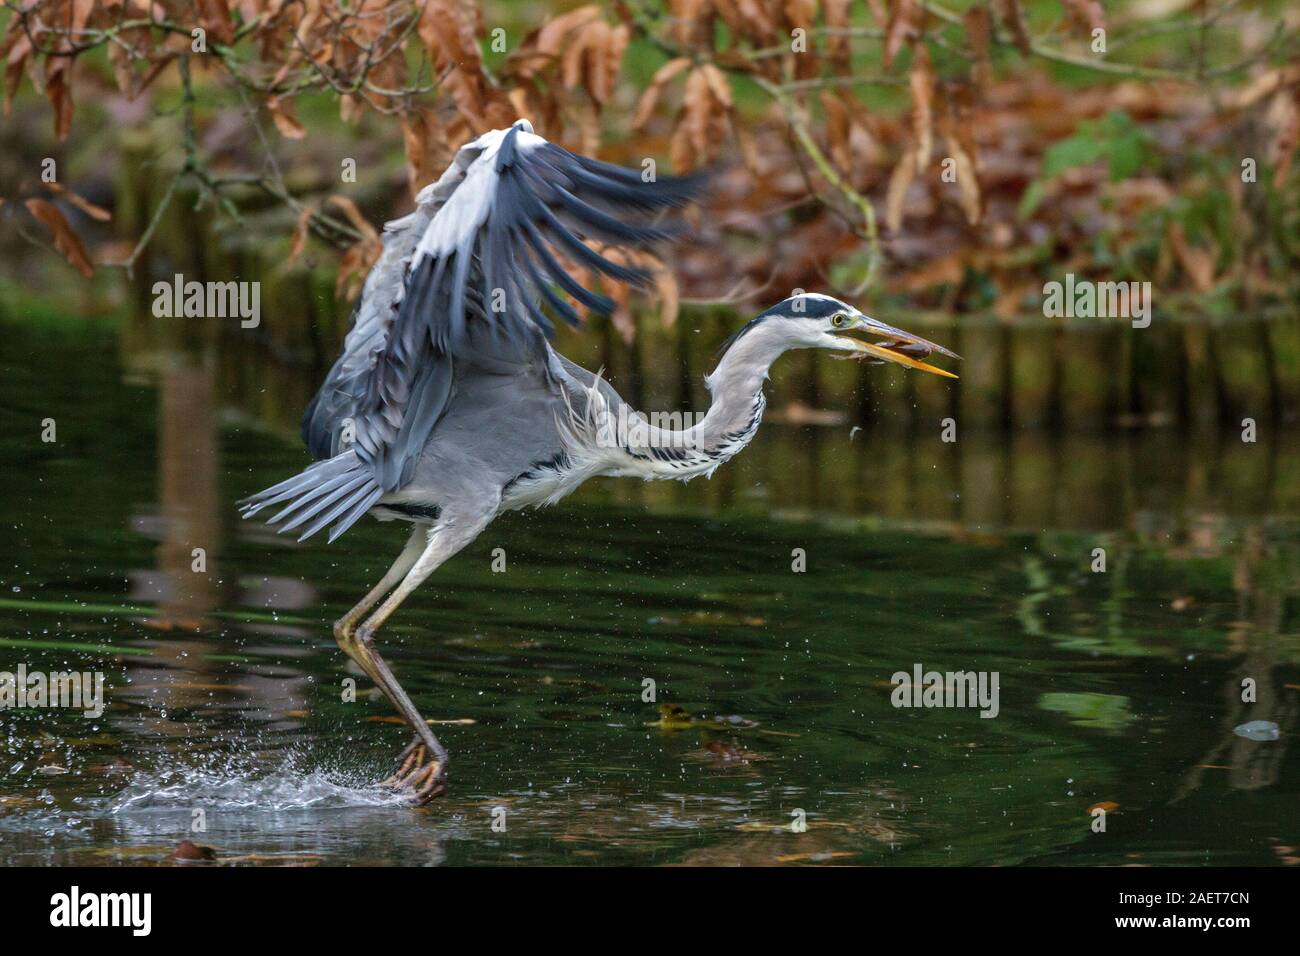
top-left (241, 120), bottom-right (959, 803)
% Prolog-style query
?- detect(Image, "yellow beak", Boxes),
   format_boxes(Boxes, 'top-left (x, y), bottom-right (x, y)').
top-left (846, 339), bottom-right (959, 379)
top-left (833, 313), bottom-right (960, 379)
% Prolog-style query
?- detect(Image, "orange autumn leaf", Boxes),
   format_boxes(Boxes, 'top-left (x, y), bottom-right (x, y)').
top-left (965, 6), bottom-right (993, 88)
top-left (633, 56), bottom-right (691, 129)
top-left (286, 205), bottom-right (314, 266)
top-left (326, 195), bottom-right (379, 243)
top-left (25, 198), bottom-right (94, 278)
top-left (884, 0), bottom-right (918, 71)
top-left (44, 180), bottom-right (111, 222)
top-left (910, 42), bottom-right (935, 172)
top-left (267, 96), bottom-right (305, 139)
top-left (995, 0), bottom-right (1033, 55)
top-left (1062, 0), bottom-right (1105, 35)
top-left (886, 146), bottom-right (918, 232)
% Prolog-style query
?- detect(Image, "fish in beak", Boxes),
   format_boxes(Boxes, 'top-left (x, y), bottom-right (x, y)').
top-left (832, 311), bottom-right (961, 379)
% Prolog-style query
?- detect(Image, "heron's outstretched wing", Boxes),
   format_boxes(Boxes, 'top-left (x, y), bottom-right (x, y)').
top-left (242, 120), bottom-right (703, 541)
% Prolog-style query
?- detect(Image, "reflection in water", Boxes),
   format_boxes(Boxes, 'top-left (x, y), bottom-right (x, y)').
top-left (150, 352), bottom-right (220, 630)
top-left (0, 316), bottom-right (1297, 865)
top-left (1174, 526), bottom-right (1296, 801)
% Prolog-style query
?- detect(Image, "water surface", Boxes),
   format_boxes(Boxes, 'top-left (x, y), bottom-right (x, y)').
top-left (1, 317), bottom-right (1297, 866)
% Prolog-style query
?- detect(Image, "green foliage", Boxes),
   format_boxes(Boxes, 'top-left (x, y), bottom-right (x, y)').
top-left (1019, 111), bottom-right (1157, 219)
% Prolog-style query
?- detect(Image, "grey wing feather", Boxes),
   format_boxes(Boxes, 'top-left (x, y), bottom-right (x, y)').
top-left (242, 121), bottom-right (704, 542)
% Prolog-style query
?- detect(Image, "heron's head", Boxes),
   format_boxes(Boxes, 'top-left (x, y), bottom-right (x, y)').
top-left (733, 293), bottom-right (959, 379)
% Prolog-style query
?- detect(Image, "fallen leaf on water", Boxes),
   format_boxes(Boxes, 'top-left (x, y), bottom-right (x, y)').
top-left (0, 796), bottom-right (43, 809)
top-left (36, 765), bottom-right (68, 775)
top-left (775, 851), bottom-right (854, 864)
top-left (1088, 801), bottom-right (1120, 813)
top-left (141, 615), bottom-right (207, 632)
top-left (169, 840), bottom-right (217, 862)
top-left (1170, 596), bottom-right (1196, 612)
top-left (646, 703), bottom-right (694, 730)
top-left (704, 740), bottom-right (743, 760)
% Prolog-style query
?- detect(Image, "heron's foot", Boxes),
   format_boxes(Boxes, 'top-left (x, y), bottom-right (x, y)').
top-left (381, 736), bottom-right (447, 804)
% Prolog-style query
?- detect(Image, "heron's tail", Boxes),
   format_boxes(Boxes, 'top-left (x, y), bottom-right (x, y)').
top-left (238, 452), bottom-right (382, 543)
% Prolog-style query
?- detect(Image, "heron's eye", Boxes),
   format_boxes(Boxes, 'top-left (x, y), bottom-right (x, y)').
top-left (831, 313), bottom-right (848, 328)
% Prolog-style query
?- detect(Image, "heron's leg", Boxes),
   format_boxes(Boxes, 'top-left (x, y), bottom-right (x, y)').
top-left (352, 508), bottom-right (495, 799)
top-left (332, 524), bottom-right (427, 675)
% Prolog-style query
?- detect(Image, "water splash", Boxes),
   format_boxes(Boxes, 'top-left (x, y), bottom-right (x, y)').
top-left (104, 762), bottom-right (406, 814)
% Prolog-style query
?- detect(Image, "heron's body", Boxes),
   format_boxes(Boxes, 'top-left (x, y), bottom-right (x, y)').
top-left (372, 324), bottom-right (782, 522)
top-left (242, 121), bottom-right (958, 802)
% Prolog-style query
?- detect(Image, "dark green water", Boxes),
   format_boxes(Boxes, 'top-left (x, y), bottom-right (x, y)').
top-left (1, 316), bottom-right (1298, 866)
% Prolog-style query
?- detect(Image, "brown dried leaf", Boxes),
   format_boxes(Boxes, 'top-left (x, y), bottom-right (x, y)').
top-left (824, 0), bottom-right (853, 68)
top-left (537, 5), bottom-right (602, 57)
top-left (884, 0), bottom-right (918, 71)
top-left (655, 267), bottom-right (679, 329)
top-left (267, 96), bottom-right (305, 139)
top-left (1062, 0), bottom-right (1105, 35)
top-left (886, 147), bottom-right (918, 232)
top-left (326, 195), bottom-right (379, 244)
top-left (701, 64), bottom-right (733, 110)
top-left (1267, 89), bottom-right (1300, 189)
top-left (1227, 65), bottom-right (1300, 110)
top-left (286, 205), bottom-right (313, 266)
top-left (44, 181), bottom-right (111, 222)
top-left (910, 43), bottom-right (934, 172)
top-left (678, 67), bottom-right (718, 169)
top-left (133, 54), bottom-right (177, 101)
top-left (964, 5), bottom-right (992, 88)
top-left (1167, 221), bottom-right (1215, 293)
top-left (559, 30), bottom-right (588, 91)
top-left (602, 23), bottom-right (631, 104)
top-left (633, 57), bottom-right (691, 129)
top-left (335, 239), bottom-right (380, 301)
top-left (400, 107), bottom-right (450, 198)
top-left (25, 198), bottom-right (94, 278)
top-left (946, 133), bottom-right (981, 225)
top-left (579, 22), bottom-right (613, 104)
top-left (821, 90), bottom-right (852, 174)
top-left (995, 0), bottom-right (1033, 56)
top-left (4, 33), bottom-right (32, 114)
top-left (196, 0), bottom-right (236, 45)
top-left (46, 67), bottom-right (73, 141)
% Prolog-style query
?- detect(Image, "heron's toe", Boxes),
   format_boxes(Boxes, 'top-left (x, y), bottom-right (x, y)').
top-left (380, 737), bottom-right (448, 802)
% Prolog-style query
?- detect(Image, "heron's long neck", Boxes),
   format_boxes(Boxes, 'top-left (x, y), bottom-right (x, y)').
top-left (614, 328), bottom-right (784, 479)
top-left (697, 328), bottom-right (785, 445)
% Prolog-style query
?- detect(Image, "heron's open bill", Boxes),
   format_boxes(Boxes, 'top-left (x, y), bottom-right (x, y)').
top-left (240, 120), bottom-right (960, 804)
top-left (828, 311), bottom-right (960, 379)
